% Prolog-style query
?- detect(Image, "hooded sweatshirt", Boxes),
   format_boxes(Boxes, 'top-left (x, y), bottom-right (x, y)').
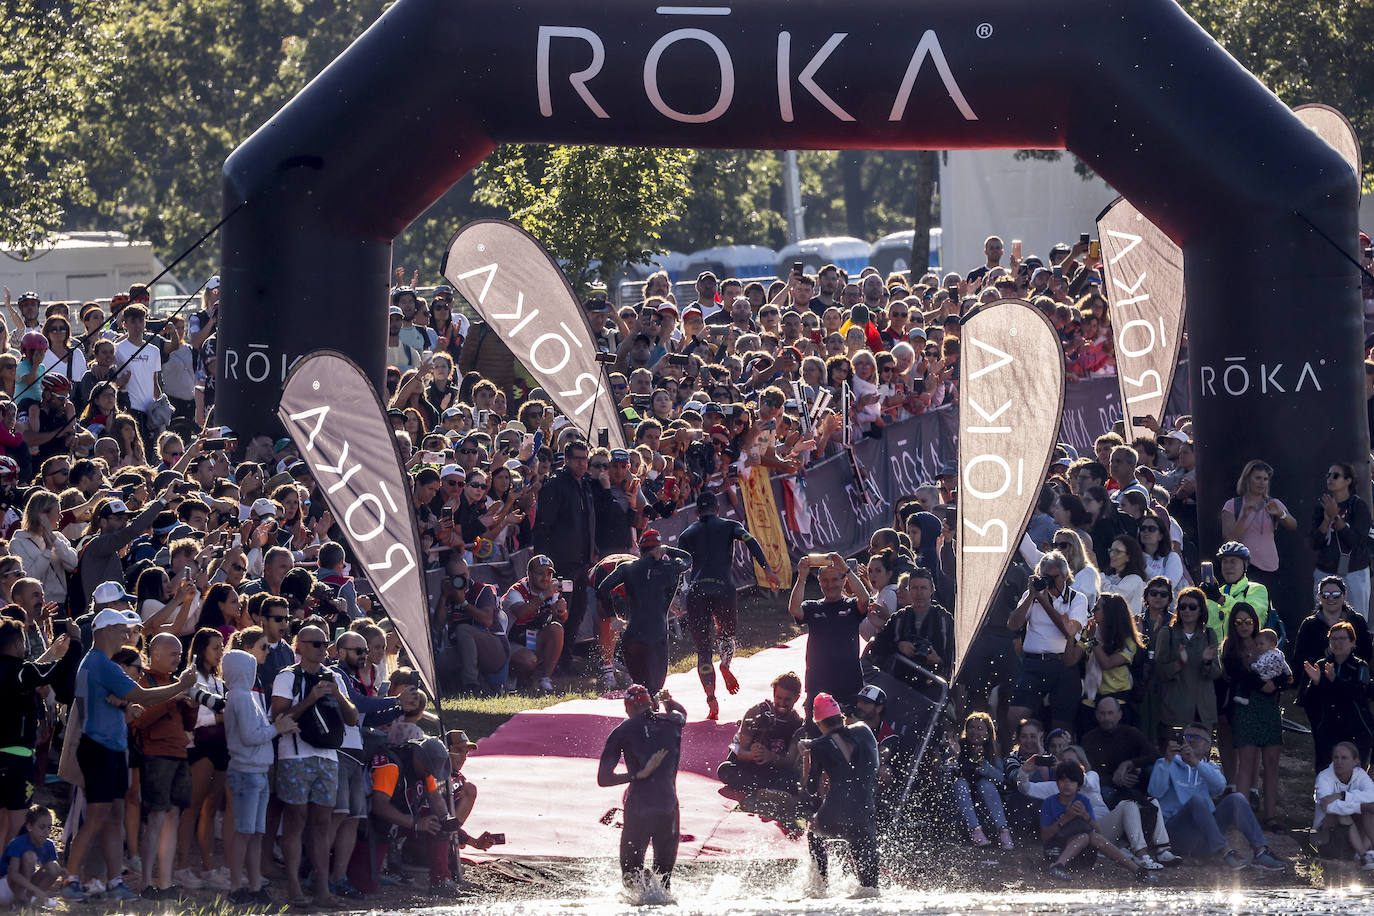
top-left (1146, 753), bottom-right (1226, 820)
top-left (224, 649), bottom-right (279, 774)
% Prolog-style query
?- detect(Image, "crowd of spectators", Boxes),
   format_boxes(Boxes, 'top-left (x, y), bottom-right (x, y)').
top-left (0, 223), bottom-right (1362, 903)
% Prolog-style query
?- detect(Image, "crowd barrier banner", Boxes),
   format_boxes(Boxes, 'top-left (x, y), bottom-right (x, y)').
top-left (278, 351), bottom-right (439, 700)
top-left (954, 300), bottom-right (1065, 677)
top-left (1098, 198), bottom-right (1185, 436)
top-left (736, 466), bottom-right (793, 589)
top-left (442, 219), bottom-right (628, 449)
top-left (1058, 365), bottom-right (1189, 456)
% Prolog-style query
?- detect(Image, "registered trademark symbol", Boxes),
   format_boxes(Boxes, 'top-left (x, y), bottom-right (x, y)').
top-left (312, 380), bottom-right (320, 390)
top-left (477, 243), bottom-right (486, 252)
top-left (975, 23), bottom-right (993, 39)
top-left (1009, 326), bottom-right (1018, 337)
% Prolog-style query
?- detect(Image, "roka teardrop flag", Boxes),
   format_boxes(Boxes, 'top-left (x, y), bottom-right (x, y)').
top-left (443, 220), bottom-right (627, 449)
top-left (954, 299), bottom-right (1065, 679)
top-left (1097, 197), bottom-right (1185, 437)
top-left (278, 350), bottom-right (438, 700)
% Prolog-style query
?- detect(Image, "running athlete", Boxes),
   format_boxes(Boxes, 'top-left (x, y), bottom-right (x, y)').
top-left (801, 692), bottom-right (880, 896)
top-left (678, 491), bottom-right (781, 720)
top-left (595, 530), bottom-right (692, 694)
top-left (589, 552), bottom-right (639, 690)
top-left (597, 685), bottom-right (687, 890)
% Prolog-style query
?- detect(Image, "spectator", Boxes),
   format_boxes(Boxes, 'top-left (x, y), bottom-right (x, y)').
top-left (439, 555), bottom-right (507, 695)
top-left (0, 618), bottom-right (76, 844)
top-left (1313, 740), bottom-right (1374, 868)
top-left (1039, 760), bottom-right (1151, 882)
top-left (1220, 602), bottom-right (1287, 828)
top-left (1150, 587), bottom-right (1221, 737)
top-left (9, 489), bottom-right (77, 612)
top-left (530, 441), bottom-right (596, 667)
top-left (789, 554), bottom-right (870, 718)
top-left (1068, 595), bottom-right (1144, 732)
top-left (864, 568), bottom-right (953, 696)
top-left (716, 671), bottom-right (803, 796)
top-left (948, 711), bottom-right (1013, 849)
top-left (1219, 460), bottom-right (1295, 592)
top-left (500, 555), bottom-right (568, 693)
top-left (131, 633), bottom-right (196, 899)
top-left (1006, 552), bottom-right (1089, 733)
top-left (1301, 621), bottom-right (1374, 771)
top-left (1201, 541), bottom-right (1272, 645)
top-left (1101, 536), bottom-right (1147, 616)
top-left (1135, 515), bottom-right (1183, 592)
top-left (1147, 723), bottom-right (1285, 871)
top-left (1310, 462), bottom-right (1371, 619)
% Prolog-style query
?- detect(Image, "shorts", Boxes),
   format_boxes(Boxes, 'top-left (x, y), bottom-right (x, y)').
top-left (187, 726), bottom-right (230, 771)
top-left (0, 876), bottom-right (12, 906)
top-left (77, 736), bottom-right (129, 805)
top-left (227, 770), bottom-right (270, 834)
top-left (0, 752), bottom-right (36, 811)
top-left (141, 756), bottom-right (192, 813)
top-left (276, 755), bottom-right (339, 808)
top-left (333, 754), bottom-right (368, 818)
top-left (1010, 653), bottom-right (1082, 725)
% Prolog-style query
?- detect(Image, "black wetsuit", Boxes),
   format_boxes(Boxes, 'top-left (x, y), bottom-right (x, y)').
top-left (678, 512), bottom-right (769, 695)
top-left (596, 548), bottom-right (692, 694)
top-left (806, 722), bottom-right (880, 888)
top-left (597, 699), bottom-right (688, 886)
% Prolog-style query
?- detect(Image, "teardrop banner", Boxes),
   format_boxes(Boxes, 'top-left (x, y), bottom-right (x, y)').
top-left (442, 219), bottom-right (627, 450)
top-left (954, 299), bottom-right (1066, 679)
top-left (1293, 103), bottom-right (1362, 185)
top-left (1097, 197), bottom-right (1185, 438)
top-left (278, 350), bottom-right (439, 701)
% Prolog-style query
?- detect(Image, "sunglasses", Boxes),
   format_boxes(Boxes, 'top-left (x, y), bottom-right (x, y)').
top-left (459, 448), bottom-right (479, 455)
top-left (299, 640), bottom-right (326, 649)
top-left (1320, 591), bottom-right (1345, 599)
top-left (1146, 590), bottom-right (1171, 598)
top-left (0, 570), bottom-right (21, 579)
top-left (1328, 472), bottom-right (1348, 479)
top-left (268, 615), bottom-right (289, 623)
top-left (468, 482), bottom-right (488, 490)
top-left (590, 463), bottom-right (608, 470)
top-left (1177, 602), bottom-right (1201, 611)
top-left (890, 311), bottom-right (908, 318)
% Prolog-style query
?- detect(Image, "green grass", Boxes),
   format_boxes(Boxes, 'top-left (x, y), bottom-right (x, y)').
top-left (440, 589), bottom-right (801, 739)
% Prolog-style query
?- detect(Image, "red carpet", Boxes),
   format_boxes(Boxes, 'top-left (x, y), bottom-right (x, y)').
top-left (461, 636), bottom-right (810, 861)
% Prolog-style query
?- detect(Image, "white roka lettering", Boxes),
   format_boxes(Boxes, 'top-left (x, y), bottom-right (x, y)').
top-left (962, 331), bottom-right (1019, 554)
top-left (537, 23), bottom-right (975, 124)
top-left (285, 403), bottom-right (416, 593)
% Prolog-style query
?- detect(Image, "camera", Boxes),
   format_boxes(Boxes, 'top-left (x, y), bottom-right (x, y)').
top-left (189, 684), bottom-right (226, 713)
top-left (559, 578), bottom-right (574, 593)
top-left (1030, 574), bottom-right (1050, 591)
top-left (911, 638), bottom-right (934, 659)
top-left (594, 351), bottom-right (618, 365)
top-left (668, 354), bottom-right (690, 367)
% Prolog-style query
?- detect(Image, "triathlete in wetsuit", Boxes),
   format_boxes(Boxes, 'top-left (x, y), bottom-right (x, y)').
top-left (678, 491), bottom-right (780, 720)
top-left (589, 552), bottom-right (639, 690)
top-left (802, 692), bottom-right (880, 894)
top-left (595, 529), bottom-right (692, 694)
top-left (597, 685), bottom-right (687, 889)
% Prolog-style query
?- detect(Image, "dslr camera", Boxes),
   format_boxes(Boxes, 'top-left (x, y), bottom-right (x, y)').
top-left (1029, 574), bottom-right (1051, 592)
top-left (189, 683), bottom-right (226, 713)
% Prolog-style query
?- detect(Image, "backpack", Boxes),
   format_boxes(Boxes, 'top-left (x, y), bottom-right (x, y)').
top-left (288, 664), bottom-right (346, 751)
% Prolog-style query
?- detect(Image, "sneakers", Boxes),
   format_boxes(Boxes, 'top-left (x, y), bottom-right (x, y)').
top-left (998, 828), bottom-right (1015, 850)
top-left (1222, 849), bottom-right (1247, 870)
top-left (201, 867), bottom-right (232, 891)
top-left (84, 878), bottom-right (107, 897)
top-left (229, 888), bottom-right (257, 905)
top-left (538, 676), bottom-right (555, 692)
top-left (1135, 852), bottom-right (1164, 870)
top-left (123, 855), bottom-right (142, 875)
top-left (330, 878), bottom-right (365, 899)
top-left (58, 882), bottom-right (86, 902)
top-left (1250, 849), bottom-right (1287, 872)
top-left (970, 826), bottom-right (990, 847)
top-left (1155, 848), bottom-right (1183, 865)
top-left (1361, 850), bottom-right (1374, 871)
top-left (104, 880), bottom-right (139, 901)
top-left (1049, 865), bottom-right (1074, 881)
top-left (173, 867), bottom-right (206, 890)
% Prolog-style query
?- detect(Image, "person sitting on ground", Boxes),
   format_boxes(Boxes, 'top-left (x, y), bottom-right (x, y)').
top-left (1146, 723), bottom-right (1286, 871)
top-left (1040, 760), bottom-right (1154, 882)
top-left (717, 671), bottom-right (803, 797)
top-left (1004, 718), bottom-right (1050, 837)
top-left (0, 805), bottom-right (67, 907)
top-left (1314, 740), bottom-right (1374, 868)
top-left (1079, 697), bottom-right (1159, 813)
top-left (949, 712), bottom-right (1013, 850)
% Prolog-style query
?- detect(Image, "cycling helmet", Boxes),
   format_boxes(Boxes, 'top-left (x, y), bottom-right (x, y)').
top-left (19, 331), bottom-right (48, 351)
top-left (0, 457), bottom-right (18, 482)
top-left (1216, 541), bottom-right (1251, 562)
top-left (15, 292), bottom-right (39, 307)
top-left (391, 286), bottom-right (417, 305)
top-left (41, 373), bottom-right (72, 396)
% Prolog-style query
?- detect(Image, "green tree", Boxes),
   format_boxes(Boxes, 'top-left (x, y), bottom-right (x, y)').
top-left (0, 0), bottom-right (118, 252)
top-left (474, 144), bottom-right (693, 296)
top-left (663, 150), bottom-right (788, 253)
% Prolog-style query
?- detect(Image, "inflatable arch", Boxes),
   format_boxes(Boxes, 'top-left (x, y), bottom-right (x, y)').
top-left (219, 0), bottom-right (1363, 620)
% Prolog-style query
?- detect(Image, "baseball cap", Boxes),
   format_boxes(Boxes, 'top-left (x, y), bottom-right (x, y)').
top-left (432, 285), bottom-right (454, 300)
top-left (639, 529), bottom-right (661, 550)
top-left (609, 449), bottom-right (631, 463)
top-left (657, 301), bottom-right (679, 316)
top-left (1165, 430), bottom-right (1191, 444)
top-left (551, 416), bottom-right (573, 434)
top-left (528, 555), bottom-right (555, 573)
top-left (682, 305), bottom-right (702, 318)
top-left (857, 684), bottom-right (887, 705)
top-left (813, 692), bottom-right (842, 721)
top-left (447, 729), bottom-right (479, 751)
top-left (98, 499), bottom-right (129, 518)
top-left (250, 497), bottom-right (278, 518)
top-left (440, 464), bottom-right (465, 480)
top-left (703, 402), bottom-right (723, 416)
top-left (936, 462), bottom-right (958, 478)
top-left (696, 270), bottom-right (718, 283)
top-left (441, 407), bottom-right (464, 420)
top-left (414, 737), bottom-right (452, 782)
top-left (907, 326), bottom-right (928, 340)
top-left (206, 275), bottom-right (221, 291)
top-left (92, 607), bottom-right (139, 632)
top-left (682, 400), bottom-right (705, 414)
top-left (92, 581), bottom-right (132, 604)
top-left (696, 491), bottom-right (718, 512)
top-left (273, 438), bottom-right (294, 454)
top-left (388, 305), bottom-right (404, 317)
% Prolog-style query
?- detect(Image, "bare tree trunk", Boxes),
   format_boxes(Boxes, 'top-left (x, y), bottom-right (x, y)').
top-left (841, 152), bottom-right (866, 239)
top-left (909, 151), bottom-right (937, 277)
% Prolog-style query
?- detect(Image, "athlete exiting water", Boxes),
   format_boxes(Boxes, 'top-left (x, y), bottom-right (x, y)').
top-left (597, 685), bottom-right (688, 890)
top-left (595, 529), bottom-right (692, 694)
top-left (801, 692), bottom-right (880, 895)
top-left (678, 491), bottom-right (780, 719)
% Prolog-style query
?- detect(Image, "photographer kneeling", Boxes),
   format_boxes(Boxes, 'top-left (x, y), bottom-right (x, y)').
top-left (501, 555), bottom-right (568, 693)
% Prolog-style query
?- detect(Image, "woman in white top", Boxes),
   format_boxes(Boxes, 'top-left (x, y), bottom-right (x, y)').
top-left (1102, 535), bottom-right (1147, 616)
top-left (1137, 515), bottom-right (1185, 591)
top-left (8, 489), bottom-right (78, 608)
top-left (850, 349), bottom-right (882, 426)
top-left (859, 549), bottom-right (901, 640)
top-left (1314, 740), bottom-right (1374, 868)
top-left (136, 567), bottom-right (198, 636)
top-left (1019, 528), bottom-right (1100, 606)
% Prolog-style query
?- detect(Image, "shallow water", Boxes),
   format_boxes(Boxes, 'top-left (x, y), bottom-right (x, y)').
top-left (431, 858), bottom-right (1374, 915)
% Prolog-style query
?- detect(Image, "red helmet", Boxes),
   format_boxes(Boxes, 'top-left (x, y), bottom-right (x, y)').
top-left (0, 457), bottom-right (18, 482)
top-left (41, 373), bottom-right (72, 396)
top-left (19, 331), bottom-right (47, 352)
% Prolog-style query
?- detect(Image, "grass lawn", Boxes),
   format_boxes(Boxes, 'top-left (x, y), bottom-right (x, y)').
top-left (439, 588), bottom-right (802, 739)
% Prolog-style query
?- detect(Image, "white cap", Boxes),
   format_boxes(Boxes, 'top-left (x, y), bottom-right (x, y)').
top-left (92, 581), bottom-right (131, 604)
top-left (440, 464), bottom-right (465, 480)
top-left (103, 499), bottom-right (129, 515)
top-left (92, 607), bottom-right (139, 632)
top-left (551, 416), bottom-right (573, 433)
top-left (206, 276), bottom-right (221, 291)
top-left (251, 497), bottom-right (278, 518)
top-left (1165, 430), bottom-right (1191, 444)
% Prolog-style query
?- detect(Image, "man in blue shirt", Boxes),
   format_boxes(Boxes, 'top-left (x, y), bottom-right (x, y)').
top-left (62, 609), bottom-right (196, 901)
top-left (1146, 723), bottom-right (1286, 871)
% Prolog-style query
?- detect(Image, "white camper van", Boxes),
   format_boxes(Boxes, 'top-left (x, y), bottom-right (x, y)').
top-left (0, 232), bottom-right (183, 304)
